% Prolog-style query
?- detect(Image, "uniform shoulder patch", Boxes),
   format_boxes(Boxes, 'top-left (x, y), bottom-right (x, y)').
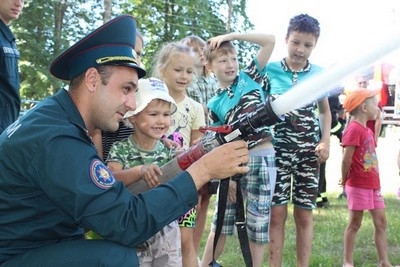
top-left (90, 159), bottom-right (116, 189)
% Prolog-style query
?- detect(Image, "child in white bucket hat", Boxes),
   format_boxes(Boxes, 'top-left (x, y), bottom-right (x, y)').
top-left (123, 77), bottom-right (176, 121)
top-left (106, 77), bottom-right (182, 266)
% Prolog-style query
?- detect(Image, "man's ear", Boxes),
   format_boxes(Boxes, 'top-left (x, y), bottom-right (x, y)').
top-left (85, 67), bottom-right (100, 92)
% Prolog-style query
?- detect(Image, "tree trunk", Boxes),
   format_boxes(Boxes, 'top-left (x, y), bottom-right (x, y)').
top-left (226, 0), bottom-right (232, 32)
top-left (104, 0), bottom-right (112, 23)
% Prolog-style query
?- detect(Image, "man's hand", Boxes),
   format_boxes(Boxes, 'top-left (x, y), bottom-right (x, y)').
top-left (187, 140), bottom-right (250, 190)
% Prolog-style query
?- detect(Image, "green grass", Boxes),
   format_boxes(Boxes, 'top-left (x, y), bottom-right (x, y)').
top-left (199, 193), bottom-right (400, 267)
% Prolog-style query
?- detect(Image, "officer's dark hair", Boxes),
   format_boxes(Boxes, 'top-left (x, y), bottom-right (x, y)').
top-left (69, 65), bottom-right (114, 90)
top-left (96, 65), bottom-right (114, 85)
top-left (286, 14), bottom-right (320, 40)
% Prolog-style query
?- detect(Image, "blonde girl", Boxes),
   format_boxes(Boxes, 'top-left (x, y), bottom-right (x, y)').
top-left (153, 42), bottom-right (206, 267)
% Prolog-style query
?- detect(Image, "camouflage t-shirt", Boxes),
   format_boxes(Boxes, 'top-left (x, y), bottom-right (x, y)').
top-left (266, 59), bottom-right (323, 149)
top-left (106, 135), bottom-right (174, 169)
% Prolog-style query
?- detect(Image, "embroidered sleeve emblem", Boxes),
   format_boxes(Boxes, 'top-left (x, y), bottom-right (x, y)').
top-left (90, 159), bottom-right (116, 189)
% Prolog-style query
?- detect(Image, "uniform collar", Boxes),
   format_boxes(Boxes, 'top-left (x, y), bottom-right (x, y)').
top-left (0, 19), bottom-right (15, 42)
top-left (54, 88), bottom-right (91, 139)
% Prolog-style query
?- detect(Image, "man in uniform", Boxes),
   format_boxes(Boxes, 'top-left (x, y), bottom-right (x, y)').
top-left (0, 15), bottom-right (249, 267)
top-left (0, 0), bottom-right (24, 133)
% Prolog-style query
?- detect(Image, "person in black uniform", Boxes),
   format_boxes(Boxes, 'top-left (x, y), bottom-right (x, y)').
top-left (0, 0), bottom-right (24, 133)
top-left (316, 87), bottom-right (346, 207)
top-left (0, 15), bottom-right (250, 267)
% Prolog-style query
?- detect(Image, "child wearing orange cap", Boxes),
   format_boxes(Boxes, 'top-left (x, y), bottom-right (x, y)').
top-left (341, 88), bottom-right (399, 267)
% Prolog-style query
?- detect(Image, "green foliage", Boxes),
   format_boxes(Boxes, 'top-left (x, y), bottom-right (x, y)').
top-left (200, 193), bottom-right (400, 267)
top-left (13, 0), bottom-right (255, 100)
top-left (12, 0), bottom-right (120, 99)
top-left (122, 0), bottom-right (255, 75)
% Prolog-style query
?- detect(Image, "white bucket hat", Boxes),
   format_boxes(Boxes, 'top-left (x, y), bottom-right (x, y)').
top-left (124, 77), bottom-right (176, 119)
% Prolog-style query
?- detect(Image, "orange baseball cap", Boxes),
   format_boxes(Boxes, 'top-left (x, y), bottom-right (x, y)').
top-left (343, 88), bottom-right (380, 113)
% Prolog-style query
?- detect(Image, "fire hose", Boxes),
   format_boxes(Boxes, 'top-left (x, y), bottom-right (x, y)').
top-left (128, 33), bottom-right (400, 195)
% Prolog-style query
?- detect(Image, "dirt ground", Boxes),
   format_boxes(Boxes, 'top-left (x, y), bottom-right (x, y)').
top-left (325, 124), bottom-right (400, 195)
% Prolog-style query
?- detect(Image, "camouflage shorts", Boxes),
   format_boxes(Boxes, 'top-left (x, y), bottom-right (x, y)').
top-left (272, 147), bottom-right (319, 209)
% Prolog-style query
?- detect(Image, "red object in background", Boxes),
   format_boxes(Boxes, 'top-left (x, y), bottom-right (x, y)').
top-left (379, 62), bottom-right (395, 107)
top-left (381, 62), bottom-right (393, 85)
top-left (379, 83), bottom-right (389, 107)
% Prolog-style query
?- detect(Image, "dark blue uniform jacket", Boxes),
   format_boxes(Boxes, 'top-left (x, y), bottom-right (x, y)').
top-left (0, 20), bottom-right (20, 133)
top-left (0, 89), bottom-right (197, 264)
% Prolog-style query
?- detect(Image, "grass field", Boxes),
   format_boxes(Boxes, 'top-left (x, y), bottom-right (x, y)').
top-left (197, 130), bottom-right (400, 266)
top-left (85, 128), bottom-right (400, 266)
top-left (198, 194), bottom-right (400, 267)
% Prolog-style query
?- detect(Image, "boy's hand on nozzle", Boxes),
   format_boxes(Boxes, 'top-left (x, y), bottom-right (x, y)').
top-left (140, 164), bottom-right (162, 188)
top-left (191, 136), bottom-right (202, 145)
